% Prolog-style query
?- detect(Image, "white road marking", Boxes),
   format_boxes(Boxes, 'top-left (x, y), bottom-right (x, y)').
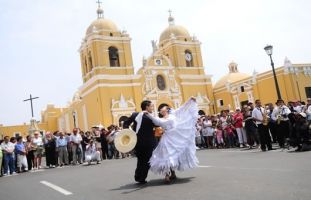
top-left (40, 181), bottom-right (73, 196)
top-left (198, 165), bottom-right (212, 168)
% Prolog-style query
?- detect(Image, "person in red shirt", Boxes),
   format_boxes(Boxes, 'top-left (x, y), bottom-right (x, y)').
top-left (225, 124), bottom-right (235, 148)
top-left (233, 108), bottom-right (248, 147)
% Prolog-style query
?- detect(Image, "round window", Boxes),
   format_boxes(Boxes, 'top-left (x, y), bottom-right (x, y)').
top-left (156, 75), bottom-right (166, 90)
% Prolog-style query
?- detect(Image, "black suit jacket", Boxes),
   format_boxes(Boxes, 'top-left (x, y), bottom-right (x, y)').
top-left (123, 112), bottom-right (157, 149)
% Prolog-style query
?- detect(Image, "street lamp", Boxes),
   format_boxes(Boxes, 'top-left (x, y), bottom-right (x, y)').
top-left (72, 111), bottom-right (77, 128)
top-left (264, 44), bottom-right (282, 100)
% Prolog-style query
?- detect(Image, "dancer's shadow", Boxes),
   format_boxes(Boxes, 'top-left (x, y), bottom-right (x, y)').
top-left (110, 177), bottom-right (195, 194)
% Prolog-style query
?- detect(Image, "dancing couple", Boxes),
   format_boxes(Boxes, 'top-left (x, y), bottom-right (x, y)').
top-left (123, 97), bottom-right (199, 184)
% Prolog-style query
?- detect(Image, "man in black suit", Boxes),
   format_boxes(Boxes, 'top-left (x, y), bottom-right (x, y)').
top-left (123, 100), bottom-right (157, 184)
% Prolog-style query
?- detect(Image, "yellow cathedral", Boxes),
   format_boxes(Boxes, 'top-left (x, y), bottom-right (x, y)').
top-left (56, 7), bottom-right (214, 132)
top-left (1, 5), bottom-right (311, 138)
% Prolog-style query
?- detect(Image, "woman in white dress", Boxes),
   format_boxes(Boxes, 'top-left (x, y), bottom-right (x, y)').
top-left (145, 97), bottom-right (199, 183)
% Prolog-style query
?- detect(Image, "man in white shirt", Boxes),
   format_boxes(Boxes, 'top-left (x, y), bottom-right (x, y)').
top-left (293, 101), bottom-right (303, 113)
top-left (252, 99), bottom-right (272, 151)
top-left (70, 128), bottom-right (82, 165)
top-left (85, 140), bottom-right (101, 165)
top-left (306, 98), bottom-right (311, 122)
top-left (1, 136), bottom-right (15, 175)
top-left (271, 99), bottom-right (291, 148)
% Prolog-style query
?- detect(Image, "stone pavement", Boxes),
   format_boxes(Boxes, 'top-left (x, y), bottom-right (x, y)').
top-left (0, 147), bottom-right (310, 200)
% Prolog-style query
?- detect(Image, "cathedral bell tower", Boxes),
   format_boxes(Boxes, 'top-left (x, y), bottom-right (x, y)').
top-left (157, 11), bottom-right (204, 69)
top-left (137, 11), bottom-right (214, 115)
top-left (79, 2), bottom-right (135, 83)
top-left (76, 2), bottom-right (141, 127)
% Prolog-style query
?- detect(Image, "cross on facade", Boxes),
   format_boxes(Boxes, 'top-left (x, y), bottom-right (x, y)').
top-left (96, 0), bottom-right (102, 8)
top-left (23, 94), bottom-right (39, 118)
top-left (168, 9), bottom-right (172, 17)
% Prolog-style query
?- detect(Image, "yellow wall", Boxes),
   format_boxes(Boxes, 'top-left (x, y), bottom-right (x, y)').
top-left (213, 66), bottom-right (311, 112)
top-left (0, 123), bottom-right (48, 139)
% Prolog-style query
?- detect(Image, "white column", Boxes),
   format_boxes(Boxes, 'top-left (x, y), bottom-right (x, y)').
top-left (82, 105), bottom-right (88, 131)
top-left (65, 114), bottom-right (70, 133)
top-left (233, 95), bottom-right (240, 109)
top-left (247, 91), bottom-right (254, 103)
top-left (57, 118), bottom-right (62, 131)
top-left (74, 110), bottom-right (79, 128)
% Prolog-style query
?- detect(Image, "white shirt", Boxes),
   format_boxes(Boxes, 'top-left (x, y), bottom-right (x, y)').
top-left (293, 105), bottom-right (302, 113)
top-left (202, 120), bottom-right (214, 136)
top-left (33, 137), bottom-right (43, 146)
top-left (306, 104), bottom-right (311, 120)
top-left (85, 143), bottom-right (97, 155)
top-left (70, 134), bottom-right (82, 144)
top-left (271, 105), bottom-right (291, 121)
top-left (252, 107), bottom-right (264, 125)
top-left (1, 142), bottom-right (15, 153)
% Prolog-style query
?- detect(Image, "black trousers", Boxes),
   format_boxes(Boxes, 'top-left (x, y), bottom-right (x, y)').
top-left (245, 123), bottom-right (259, 146)
top-left (45, 148), bottom-right (56, 166)
top-left (257, 124), bottom-right (272, 150)
top-left (134, 146), bottom-right (154, 182)
top-left (101, 142), bottom-right (109, 160)
top-left (276, 121), bottom-right (290, 148)
top-left (268, 121), bottom-right (277, 143)
top-left (26, 151), bottom-right (34, 170)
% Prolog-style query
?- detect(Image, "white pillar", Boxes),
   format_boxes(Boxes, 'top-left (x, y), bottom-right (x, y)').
top-left (247, 91), bottom-right (254, 103)
top-left (233, 95), bottom-right (240, 109)
top-left (82, 105), bottom-right (88, 131)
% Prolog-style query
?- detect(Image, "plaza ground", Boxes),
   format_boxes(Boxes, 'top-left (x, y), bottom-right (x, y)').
top-left (0, 147), bottom-right (310, 200)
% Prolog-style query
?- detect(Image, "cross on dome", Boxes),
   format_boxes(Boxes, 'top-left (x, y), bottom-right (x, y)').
top-left (96, 0), bottom-right (102, 7)
top-left (168, 9), bottom-right (175, 26)
top-left (96, 0), bottom-right (104, 18)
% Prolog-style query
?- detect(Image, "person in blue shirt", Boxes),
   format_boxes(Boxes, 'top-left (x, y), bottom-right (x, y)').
top-left (56, 132), bottom-right (69, 167)
top-left (15, 136), bottom-right (28, 173)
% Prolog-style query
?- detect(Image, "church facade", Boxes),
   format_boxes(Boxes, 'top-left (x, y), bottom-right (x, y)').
top-left (1, 6), bottom-right (311, 138)
top-left (55, 7), bottom-right (213, 132)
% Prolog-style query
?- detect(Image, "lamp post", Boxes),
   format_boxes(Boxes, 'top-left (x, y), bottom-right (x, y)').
top-left (72, 111), bottom-right (77, 128)
top-left (264, 45), bottom-right (282, 100)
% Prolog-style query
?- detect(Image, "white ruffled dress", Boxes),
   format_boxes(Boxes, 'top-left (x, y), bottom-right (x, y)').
top-left (149, 99), bottom-right (199, 175)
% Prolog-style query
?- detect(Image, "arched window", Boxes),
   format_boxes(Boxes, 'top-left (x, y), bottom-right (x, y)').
top-left (185, 50), bottom-right (193, 67)
top-left (84, 57), bottom-right (88, 73)
top-left (88, 52), bottom-right (93, 70)
top-left (109, 46), bottom-right (120, 67)
top-left (156, 75), bottom-right (166, 90)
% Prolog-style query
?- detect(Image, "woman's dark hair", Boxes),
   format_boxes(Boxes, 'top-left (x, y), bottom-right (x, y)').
top-left (141, 100), bottom-right (152, 110)
top-left (10, 137), bottom-right (16, 142)
top-left (158, 103), bottom-right (169, 118)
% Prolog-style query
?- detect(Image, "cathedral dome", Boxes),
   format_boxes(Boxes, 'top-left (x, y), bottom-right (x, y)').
top-left (159, 25), bottom-right (191, 43)
top-left (159, 12), bottom-right (191, 44)
top-left (214, 62), bottom-right (250, 89)
top-left (86, 18), bottom-right (119, 35)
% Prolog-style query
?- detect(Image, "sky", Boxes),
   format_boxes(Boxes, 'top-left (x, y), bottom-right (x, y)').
top-left (0, 0), bottom-right (310, 125)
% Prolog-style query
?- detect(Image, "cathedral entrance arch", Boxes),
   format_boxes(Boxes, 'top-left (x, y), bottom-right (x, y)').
top-left (198, 110), bottom-right (206, 116)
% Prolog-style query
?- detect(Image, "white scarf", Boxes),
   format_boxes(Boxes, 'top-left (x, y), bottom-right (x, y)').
top-left (135, 112), bottom-right (144, 134)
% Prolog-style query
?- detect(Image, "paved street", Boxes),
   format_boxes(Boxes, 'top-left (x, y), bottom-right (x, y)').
top-left (1, 148), bottom-right (311, 200)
